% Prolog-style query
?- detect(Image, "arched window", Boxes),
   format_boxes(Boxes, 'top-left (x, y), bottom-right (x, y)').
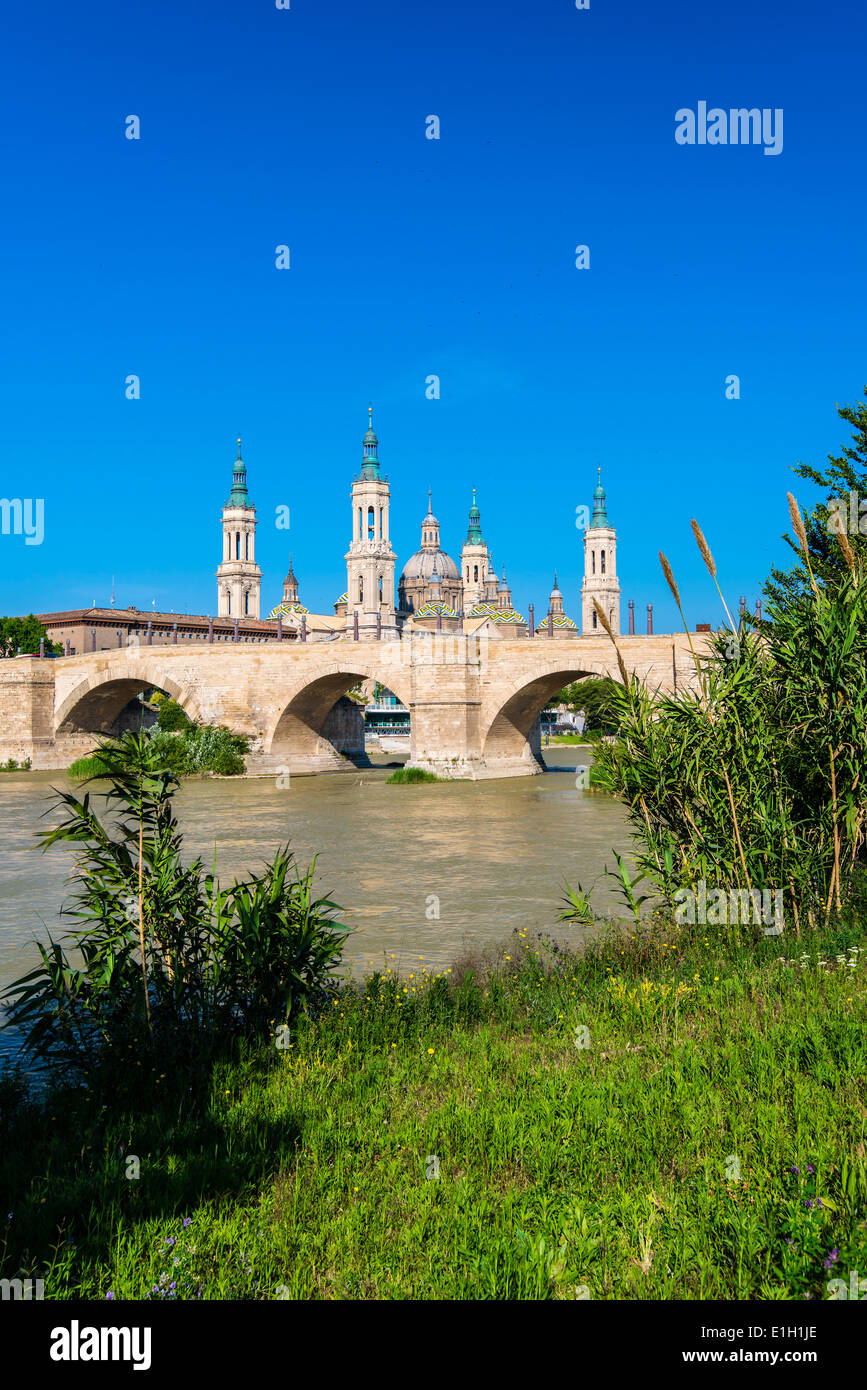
top-left (236, 533), bottom-right (241, 560)
top-left (245, 533), bottom-right (250, 560)
top-left (473, 565), bottom-right (478, 582)
top-left (368, 506), bottom-right (375, 541)
top-left (358, 579), bottom-right (363, 602)
top-left (592, 610), bottom-right (597, 629)
top-left (245, 592), bottom-right (249, 615)
top-left (379, 575), bottom-right (383, 601)
top-left (592, 551), bottom-right (596, 575)
top-left (227, 593), bottom-right (231, 615)
top-left (358, 506), bottom-right (362, 539)
top-left (601, 550), bottom-right (606, 574)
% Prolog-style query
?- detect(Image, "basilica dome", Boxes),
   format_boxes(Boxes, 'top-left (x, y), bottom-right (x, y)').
top-left (400, 547), bottom-right (460, 583)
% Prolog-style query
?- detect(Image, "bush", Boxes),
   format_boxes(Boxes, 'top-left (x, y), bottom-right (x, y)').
top-left (156, 699), bottom-right (192, 732)
top-left (1, 733), bottom-right (349, 1088)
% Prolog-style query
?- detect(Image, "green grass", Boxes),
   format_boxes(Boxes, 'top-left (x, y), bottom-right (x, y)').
top-left (67, 753), bottom-right (110, 780)
top-left (385, 766), bottom-right (440, 784)
top-left (2, 911), bottom-right (865, 1300)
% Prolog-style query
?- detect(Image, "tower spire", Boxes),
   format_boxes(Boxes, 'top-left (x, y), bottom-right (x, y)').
top-left (466, 489), bottom-right (483, 544)
top-left (590, 467), bottom-right (609, 528)
top-left (228, 436), bottom-right (250, 505)
top-left (361, 405), bottom-right (380, 479)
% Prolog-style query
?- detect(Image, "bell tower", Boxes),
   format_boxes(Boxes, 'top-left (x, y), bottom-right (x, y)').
top-left (216, 438), bottom-right (262, 618)
top-left (344, 407), bottom-right (398, 637)
top-left (581, 469), bottom-right (620, 634)
top-left (460, 490), bottom-right (490, 612)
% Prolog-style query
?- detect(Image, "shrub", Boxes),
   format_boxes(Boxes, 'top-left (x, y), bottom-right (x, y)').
top-left (156, 699), bottom-right (192, 732)
top-left (1, 732), bottom-right (348, 1086)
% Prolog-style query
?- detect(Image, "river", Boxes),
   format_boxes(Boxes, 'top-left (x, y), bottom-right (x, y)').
top-left (0, 750), bottom-right (632, 1063)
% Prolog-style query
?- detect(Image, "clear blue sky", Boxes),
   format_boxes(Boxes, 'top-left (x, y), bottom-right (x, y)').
top-left (2, 0), bottom-right (865, 631)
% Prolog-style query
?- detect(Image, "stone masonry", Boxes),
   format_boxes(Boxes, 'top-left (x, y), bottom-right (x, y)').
top-left (0, 631), bottom-right (706, 779)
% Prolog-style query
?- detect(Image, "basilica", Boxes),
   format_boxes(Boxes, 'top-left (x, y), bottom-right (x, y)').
top-left (214, 410), bottom-right (621, 640)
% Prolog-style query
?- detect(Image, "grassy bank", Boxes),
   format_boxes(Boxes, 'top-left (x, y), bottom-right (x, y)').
top-left (3, 909), bottom-right (865, 1300)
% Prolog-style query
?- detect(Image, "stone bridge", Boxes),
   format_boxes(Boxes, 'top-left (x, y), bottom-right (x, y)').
top-left (0, 631), bottom-right (704, 779)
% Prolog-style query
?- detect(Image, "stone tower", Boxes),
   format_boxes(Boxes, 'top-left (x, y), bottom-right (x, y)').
top-left (581, 470), bottom-right (620, 634)
top-left (460, 491), bottom-right (491, 612)
top-left (216, 438), bottom-right (262, 618)
top-left (345, 408), bottom-right (398, 637)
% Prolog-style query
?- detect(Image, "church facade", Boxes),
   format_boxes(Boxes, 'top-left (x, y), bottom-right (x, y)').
top-left (216, 410), bottom-right (619, 640)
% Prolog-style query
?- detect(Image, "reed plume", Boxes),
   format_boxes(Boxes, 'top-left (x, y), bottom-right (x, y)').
top-left (592, 599), bottom-right (629, 689)
top-left (788, 492), bottom-right (818, 593)
top-left (659, 550), bottom-right (680, 607)
top-left (831, 511), bottom-right (858, 582)
top-left (690, 518), bottom-right (737, 632)
top-left (658, 550), bottom-right (699, 675)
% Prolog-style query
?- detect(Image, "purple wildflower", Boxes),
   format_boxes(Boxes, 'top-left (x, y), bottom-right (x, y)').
top-left (106, 1291), bottom-right (114, 1300)
top-left (183, 1217), bottom-right (192, 1229)
top-left (806, 1163), bottom-right (815, 1174)
top-left (790, 1165), bottom-right (800, 1175)
top-left (824, 1249), bottom-right (839, 1269)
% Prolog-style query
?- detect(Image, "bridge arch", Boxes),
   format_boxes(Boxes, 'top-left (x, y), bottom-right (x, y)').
top-left (265, 661), bottom-right (413, 768)
top-left (480, 661), bottom-right (611, 771)
top-left (55, 668), bottom-right (203, 743)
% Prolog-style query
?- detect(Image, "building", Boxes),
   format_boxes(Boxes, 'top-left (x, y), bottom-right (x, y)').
top-left (38, 607), bottom-right (286, 653)
top-left (216, 439), bottom-right (262, 619)
top-left (398, 491), bottom-right (463, 616)
top-left (344, 408), bottom-right (399, 638)
top-left (40, 410), bottom-right (613, 649)
top-left (580, 469), bottom-right (620, 634)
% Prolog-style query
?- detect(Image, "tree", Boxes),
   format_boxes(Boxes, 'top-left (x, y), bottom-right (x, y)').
top-left (554, 676), bottom-right (623, 734)
top-left (764, 387), bottom-right (867, 610)
top-left (0, 615), bottom-right (61, 657)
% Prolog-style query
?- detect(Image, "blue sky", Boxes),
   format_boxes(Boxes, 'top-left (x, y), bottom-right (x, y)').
top-left (2, 0), bottom-right (865, 631)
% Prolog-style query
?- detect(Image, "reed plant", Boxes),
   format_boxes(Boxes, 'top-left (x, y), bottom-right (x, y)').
top-left (592, 500), bottom-right (867, 934)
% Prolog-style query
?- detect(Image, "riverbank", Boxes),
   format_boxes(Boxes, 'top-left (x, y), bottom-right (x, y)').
top-left (3, 907), bottom-right (864, 1300)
